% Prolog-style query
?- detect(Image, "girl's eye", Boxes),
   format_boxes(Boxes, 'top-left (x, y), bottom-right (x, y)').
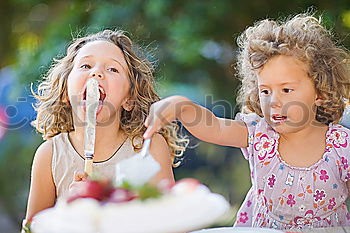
top-left (283, 88), bottom-right (293, 93)
top-left (108, 67), bottom-right (119, 73)
top-left (80, 64), bottom-right (91, 69)
top-left (260, 90), bottom-right (270, 95)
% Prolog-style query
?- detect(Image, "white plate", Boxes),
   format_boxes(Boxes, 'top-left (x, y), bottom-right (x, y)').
top-left (32, 186), bottom-right (230, 233)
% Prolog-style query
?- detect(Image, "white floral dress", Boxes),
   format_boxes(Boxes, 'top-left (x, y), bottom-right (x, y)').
top-left (234, 113), bottom-right (350, 230)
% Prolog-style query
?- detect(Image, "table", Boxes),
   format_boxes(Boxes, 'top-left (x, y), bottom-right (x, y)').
top-left (190, 227), bottom-right (350, 233)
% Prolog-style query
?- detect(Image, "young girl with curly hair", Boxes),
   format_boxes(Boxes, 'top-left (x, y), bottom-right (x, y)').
top-left (144, 13), bottom-right (350, 230)
top-left (25, 30), bottom-right (188, 221)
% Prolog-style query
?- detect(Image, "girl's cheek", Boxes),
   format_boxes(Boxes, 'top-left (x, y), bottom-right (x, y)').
top-left (287, 105), bottom-right (309, 123)
top-left (260, 101), bottom-right (270, 113)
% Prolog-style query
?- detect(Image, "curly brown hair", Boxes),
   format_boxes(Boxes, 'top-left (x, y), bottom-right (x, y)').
top-left (236, 13), bottom-right (350, 124)
top-left (32, 29), bottom-right (188, 166)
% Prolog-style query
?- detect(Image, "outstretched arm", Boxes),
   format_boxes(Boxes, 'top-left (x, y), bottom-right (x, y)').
top-left (25, 140), bottom-right (56, 220)
top-left (144, 96), bottom-right (248, 148)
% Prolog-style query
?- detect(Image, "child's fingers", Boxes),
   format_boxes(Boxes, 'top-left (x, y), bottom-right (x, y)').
top-left (144, 101), bottom-right (169, 138)
top-left (74, 171), bottom-right (88, 181)
top-left (68, 180), bottom-right (86, 196)
top-left (145, 103), bottom-right (157, 128)
top-left (143, 120), bottom-right (162, 138)
top-left (144, 112), bottom-right (159, 138)
top-left (144, 115), bottom-right (151, 128)
top-left (143, 125), bottom-right (156, 139)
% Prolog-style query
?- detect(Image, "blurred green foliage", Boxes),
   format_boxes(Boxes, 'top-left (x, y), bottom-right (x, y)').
top-left (0, 0), bottom-right (350, 231)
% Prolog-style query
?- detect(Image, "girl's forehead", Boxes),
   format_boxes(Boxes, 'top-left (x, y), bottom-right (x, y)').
top-left (74, 40), bottom-right (128, 68)
top-left (257, 55), bottom-right (310, 85)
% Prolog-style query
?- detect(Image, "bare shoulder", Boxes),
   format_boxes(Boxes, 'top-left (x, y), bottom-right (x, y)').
top-left (32, 140), bottom-right (53, 168)
top-left (26, 139), bottom-right (56, 219)
top-left (149, 133), bottom-right (171, 163)
top-left (36, 139), bottom-right (53, 154)
top-left (150, 133), bottom-right (169, 150)
top-left (148, 133), bottom-right (174, 184)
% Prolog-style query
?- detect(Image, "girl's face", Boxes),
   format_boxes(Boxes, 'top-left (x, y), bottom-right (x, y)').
top-left (67, 40), bottom-right (131, 125)
top-left (257, 55), bottom-right (322, 134)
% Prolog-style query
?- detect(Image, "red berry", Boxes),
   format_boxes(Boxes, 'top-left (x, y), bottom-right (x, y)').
top-left (176, 178), bottom-right (200, 186)
top-left (172, 178), bottom-right (201, 194)
top-left (67, 179), bottom-right (113, 203)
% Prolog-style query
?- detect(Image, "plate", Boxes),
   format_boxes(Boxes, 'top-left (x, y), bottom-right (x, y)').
top-left (31, 185), bottom-right (230, 233)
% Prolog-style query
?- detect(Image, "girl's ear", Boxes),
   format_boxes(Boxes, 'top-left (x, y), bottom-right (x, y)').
top-left (315, 94), bottom-right (325, 106)
top-left (122, 99), bottom-right (133, 111)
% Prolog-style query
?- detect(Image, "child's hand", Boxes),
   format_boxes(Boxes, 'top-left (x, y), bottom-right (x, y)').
top-left (145, 94), bottom-right (248, 148)
top-left (144, 96), bottom-right (190, 138)
top-left (68, 171), bottom-right (88, 196)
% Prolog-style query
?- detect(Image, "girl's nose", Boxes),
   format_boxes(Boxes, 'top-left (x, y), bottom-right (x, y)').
top-left (91, 73), bottom-right (102, 78)
top-left (90, 69), bottom-right (104, 79)
top-left (270, 93), bottom-right (282, 108)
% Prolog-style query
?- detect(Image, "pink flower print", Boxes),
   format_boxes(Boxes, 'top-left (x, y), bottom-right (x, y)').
top-left (329, 129), bottom-right (348, 148)
top-left (294, 210), bottom-right (320, 226)
top-left (247, 200), bottom-right (252, 207)
top-left (286, 194), bottom-right (296, 207)
top-left (324, 216), bottom-right (332, 225)
top-left (319, 170), bottom-right (329, 182)
top-left (328, 198), bottom-right (336, 210)
top-left (254, 134), bottom-right (276, 160)
top-left (294, 216), bottom-right (304, 225)
top-left (314, 189), bottom-right (326, 202)
top-left (346, 173), bottom-right (350, 180)
top-left (305, 210), bottom-right (321, 222)
top-left (341, 157), bottom-right (349, 170)
top-left (238, 212), bottom-right (249, 223)
top-left (267, 174), bottom-right (276, 188)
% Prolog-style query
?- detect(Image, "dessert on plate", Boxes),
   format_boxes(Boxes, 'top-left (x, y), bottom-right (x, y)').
top-left (30, 178), bottom-right (230, 233)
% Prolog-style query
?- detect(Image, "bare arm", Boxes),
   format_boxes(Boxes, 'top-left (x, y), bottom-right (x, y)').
top-left (25, 140), bottom-right (56, 220)
top-left (148, 133), bottom-right (175, 185)
top-left (347, 180), bottom-right (350, 197)
top-left (144, 96), bottom-right (248, 148)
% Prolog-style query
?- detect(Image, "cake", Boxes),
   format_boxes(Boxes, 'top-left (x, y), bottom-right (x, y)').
top-left (30, 178), bottom-right (230, 233)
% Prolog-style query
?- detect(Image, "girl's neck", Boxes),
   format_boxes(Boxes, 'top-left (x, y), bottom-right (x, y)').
top-left (278, 123), bottom-right (329, 168)
top-left (69, 118), bottom-right (127, 162)
top-left (279, 122), bottom-right (328, 145)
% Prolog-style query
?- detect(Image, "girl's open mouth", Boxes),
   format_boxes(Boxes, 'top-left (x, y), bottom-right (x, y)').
top-left (271, 114), bottom-right (287, 124)
top-left (82, 85), bottom-right (106, 115)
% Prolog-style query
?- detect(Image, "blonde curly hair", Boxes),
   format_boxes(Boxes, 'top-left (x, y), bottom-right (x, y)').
top-left (32, 29), bottom-right (188, 167)
top-left (236, 13), bottom-right (350, 124)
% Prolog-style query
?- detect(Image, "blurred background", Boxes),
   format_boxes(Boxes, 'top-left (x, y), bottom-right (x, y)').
top-left (1, 0), bottom-right (350, 232)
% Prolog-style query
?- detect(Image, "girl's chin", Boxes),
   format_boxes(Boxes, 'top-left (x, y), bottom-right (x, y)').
top-left (272, 124), bottom-right (309, 135)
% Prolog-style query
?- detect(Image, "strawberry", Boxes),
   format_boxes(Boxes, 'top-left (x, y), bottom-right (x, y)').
top-left (176, 178), bottom-right (200, 187)
top-left (171, 178), bottom-right (201, 194)
top-left (67, 179), bottom-right (113, 203)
